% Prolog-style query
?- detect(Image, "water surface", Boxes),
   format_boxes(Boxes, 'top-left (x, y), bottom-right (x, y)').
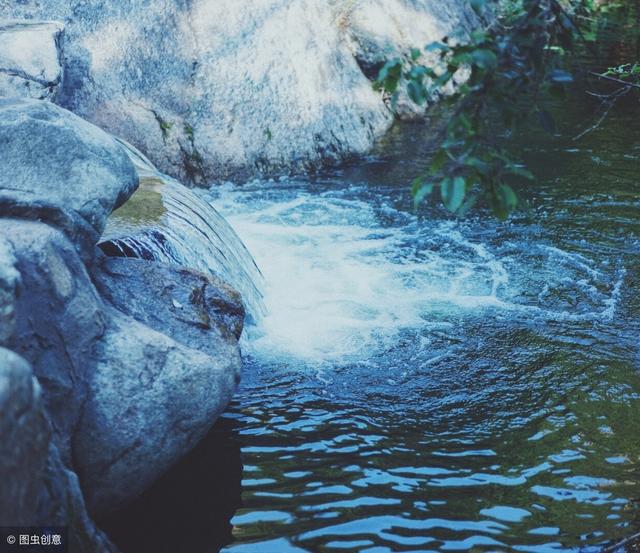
top-left (202, 96), bottom-right (640, 552)
top-left (103, 22), bottom-right (640, 552)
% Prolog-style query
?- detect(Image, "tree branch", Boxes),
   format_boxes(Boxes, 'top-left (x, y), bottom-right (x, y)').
top-left (589, 70), bottom-right (640, 90)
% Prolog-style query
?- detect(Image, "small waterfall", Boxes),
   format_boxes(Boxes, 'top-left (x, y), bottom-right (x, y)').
top-left (99, 141), bottom-right (266, 324)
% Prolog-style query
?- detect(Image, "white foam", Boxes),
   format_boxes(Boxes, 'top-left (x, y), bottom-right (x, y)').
top-left (206, 184), bottom-right (622, 365)
top-left (208, 188), bottom-right (512, 363)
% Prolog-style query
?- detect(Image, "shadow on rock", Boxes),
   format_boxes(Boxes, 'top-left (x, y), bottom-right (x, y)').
top-left (100, 415), bottom-right (243, 553)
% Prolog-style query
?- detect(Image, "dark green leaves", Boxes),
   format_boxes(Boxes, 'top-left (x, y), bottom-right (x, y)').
top-left (471, 49), bottom-right (498, 70)
top-left (441, 177), bottom-right (466, 212)
top-left (412, 176), bottom-right (434, 206)
top-left (374, 59), bottom-right (403, 93)
top-left (407, 80), bottom-right (428, 105)
top-left (380, 0), bottom-right (597, 219)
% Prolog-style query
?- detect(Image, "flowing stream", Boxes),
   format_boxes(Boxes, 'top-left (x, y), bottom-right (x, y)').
top-left (104, 36), bottom-right (640, 553)
top-left (100, 141), bottom-right (266, 323)
top-left (199, 120), bottom-right (639, 552)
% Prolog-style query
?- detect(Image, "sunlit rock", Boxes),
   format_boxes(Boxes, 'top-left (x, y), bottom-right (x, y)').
top-left (1, 0), bottom-right (474, 183)
top-left (0, 20), bottom-right (63, 100)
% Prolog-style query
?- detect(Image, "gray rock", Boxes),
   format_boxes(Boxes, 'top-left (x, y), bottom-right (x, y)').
top-left (0, 347), bottom-right (117, 551)
top-left (39, 442), bottom-right (120, 553)
top-left (0, 236), bottom-right (19, 343)
top-left (0, 0), bottom-right (474, 183)
top-left (74, 256), bottom-right (242, 513)
top-left (347, 0), bottom-right (477, 118)
top-left (0, 20), bottom-right (63, 100)
top-left (75, 308), bottom-right (241, 514)
top-left (93, 256), bottom-right (245, 344)
top-left (347, 0), bottom-right (477, 72)
top-left (0, 98), bottom-right (138, 259)
top-left (0, 78), bottom-right (247, 544)
top-left (2, 218), bottom-right (244, 515)
top-left (1, 219), bottom-right (106, 461)
top-left (0, 348), bottom-right (49, 525)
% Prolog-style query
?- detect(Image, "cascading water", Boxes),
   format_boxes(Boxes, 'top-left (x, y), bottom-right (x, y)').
top-left (99, 141), bottom-right (266, 323)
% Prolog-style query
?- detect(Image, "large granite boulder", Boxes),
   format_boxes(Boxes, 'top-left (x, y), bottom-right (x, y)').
top-left (2, 217), bottom-right (245, 516)
top-left (1, 219), bottom-right (106, 461)
top-left (75, 256), bottom-right (243, 512)
top-left (0, 0), bottom-right (474, 183)
top-left (0, 100), bottom-right (246, 540)
top-left (0, 98), bottom-right (138, 259)
top-left (0, 20), bottom-right (63, 100)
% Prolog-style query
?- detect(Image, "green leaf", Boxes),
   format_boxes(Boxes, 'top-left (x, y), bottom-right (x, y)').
top-left (375, 59), bottom-right (403, 92)
top-left (441, 176), bottom-right (466, 212)
top-left (429, 149), bottom-right (448, 174)
top-left (497, 184), bottom-right (518, 212)
top-left (407, 80), bottom-right (427, 105)
top-left (413, 182), bottom-right (434, 205)
top-left (471, 49), bottom-right (498, 70)
top-left (457, 191), bottom-right (479, 216)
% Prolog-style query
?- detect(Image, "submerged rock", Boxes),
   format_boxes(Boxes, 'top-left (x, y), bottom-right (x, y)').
top-left (0, 20), bottom-right (63, 100)
top-left (1, 0), bottom-right (474, 183)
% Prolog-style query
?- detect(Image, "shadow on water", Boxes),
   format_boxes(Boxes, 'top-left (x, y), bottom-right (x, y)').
top-left (100, 416), bottom-right (242, 553)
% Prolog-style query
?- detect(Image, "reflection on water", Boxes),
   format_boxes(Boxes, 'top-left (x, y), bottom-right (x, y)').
top-left (202, 90), bottom-right (640, 552)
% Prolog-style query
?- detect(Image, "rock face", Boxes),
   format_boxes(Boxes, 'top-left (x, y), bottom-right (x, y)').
top-left (1, 219), bottom-right (106, 461)
top-left (0, 348), bottom-right (118, 551)
top-left (0, 348), bottom-right (49, 524)
top-left (77, 256), bottom-right (243, 511)
top-left (0, 99), bottom-right (246, 546)
top-left (0, 98), bottom-right (138, 259)
top-left (0, 0), bottom-right (474, 184)
top-left (0, 20), bottom-right (63, 100)
top-left (347, 0), bottom-right (477, 117)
